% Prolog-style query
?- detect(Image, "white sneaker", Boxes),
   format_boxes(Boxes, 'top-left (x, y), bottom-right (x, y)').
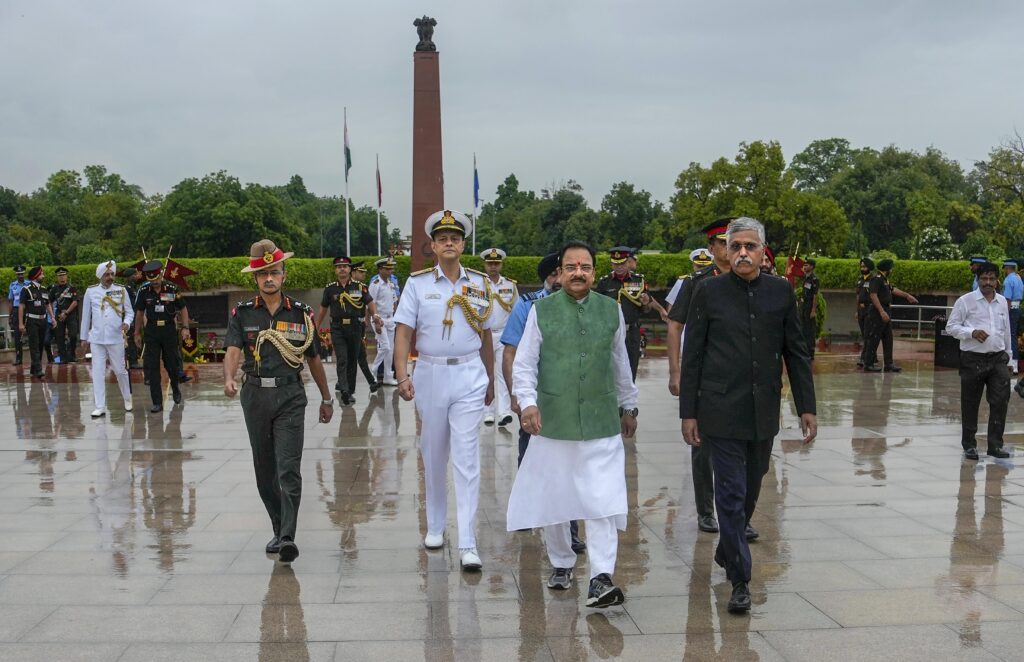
top-left (124, 399), bottom-right (133, 412)
top-left (383, 376), bottom-right (398, 386)
top-left (460, 548), bottom-right (482, 570)
top-left (90, 408), bottom-right (107, 418)
top-left (423, 532), bottom-right (444, 549)
top-left (483, 413), bottom-right (495, 425)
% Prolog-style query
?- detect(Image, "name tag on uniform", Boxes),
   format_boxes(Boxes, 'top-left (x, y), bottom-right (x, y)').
top-left (425, 293), bottom-right (441, 300)
top-left (462, 284), bottom-right (489, 308)
top-left (244, 326), bottom-right (259, 332)
top-left (154, 304), bottom-right (165, 312)
top-left (33, 300), bottom-right (42, 307)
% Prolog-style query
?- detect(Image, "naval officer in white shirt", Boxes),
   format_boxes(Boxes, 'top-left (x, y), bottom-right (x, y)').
top-left (80, 260), bottom-right (135, 418)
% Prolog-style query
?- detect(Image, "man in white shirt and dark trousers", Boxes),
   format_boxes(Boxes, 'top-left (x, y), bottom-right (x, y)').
top-left (80, 261), bottom-right (135, 418)
top-left (945, 261), bottom-right (1013, 460)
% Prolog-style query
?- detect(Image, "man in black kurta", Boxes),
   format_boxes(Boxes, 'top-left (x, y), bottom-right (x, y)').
top-left (680, 217), bottom-right (817, 614)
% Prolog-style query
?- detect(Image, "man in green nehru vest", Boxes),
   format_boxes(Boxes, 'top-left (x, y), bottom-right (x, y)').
top-left (506, 240), bottom-right (639, 609)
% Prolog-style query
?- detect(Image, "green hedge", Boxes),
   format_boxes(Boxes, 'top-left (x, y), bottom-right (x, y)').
top-left (10, 255), bottom-right (971, 293)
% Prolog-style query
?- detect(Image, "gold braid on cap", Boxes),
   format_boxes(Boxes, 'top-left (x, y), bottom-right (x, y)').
top-left (253, 311), bottom-right (315, 370)
top-left (443, 279), bottom-right (493, 338)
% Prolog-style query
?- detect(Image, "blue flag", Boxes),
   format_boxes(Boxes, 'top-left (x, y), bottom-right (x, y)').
top-left (473, 153), bottom-right (480, 210)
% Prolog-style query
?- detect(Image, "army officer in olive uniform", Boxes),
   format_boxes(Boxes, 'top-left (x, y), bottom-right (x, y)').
top-left (223, 240), bottom-right (333, 564)
top-left (133, 260), bottom-right (191, 413)
top-left (315, 256), bottom-right (382, 405)
top-left (594, 246), bottom-right (650, 380)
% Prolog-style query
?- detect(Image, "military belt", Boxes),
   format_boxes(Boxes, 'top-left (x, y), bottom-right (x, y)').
top-left (418, 352), bottom-right (478, 366)
top-left (26, 313), bottom-right (47, 320)
top-left (244, 373), bottom-right (300, 387)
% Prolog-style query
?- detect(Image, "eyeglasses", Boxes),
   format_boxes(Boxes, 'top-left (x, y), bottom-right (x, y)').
top-left (561, 264), bottom-right (595, 274)
top-left (728, 242), bottom-right (762, 253)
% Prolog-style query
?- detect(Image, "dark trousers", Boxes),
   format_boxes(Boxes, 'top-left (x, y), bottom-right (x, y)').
top-left (11, 308), bottom-right (23, 361)
top-left (692, 444), bottom-right (715, 519)
top-left (863, 310), bottom-right (893, 367)
top-left (801, 314), bottom-right (816, 359)
top-left (331, 324), bottom-right (361, 394)
top-left (54, 319), bottom-right (77, 362)
top-left (959, 350), bottom-right (1010, 451)
top-left (241, 381), bottom-right (307, 540)
top-left (143, 327), bottom-right (181, 405)
top-left (25, 319), bottom-right (47, 375)
top-left (625, 324), bottom-right (641, 381)
top-left (707, 435), bottom-right (774, 585)
top-left (857, 306), bottom-right (869, 364)
top-left (1010, 308), bottom-right (1021, 361)
top-left (356, 324), bottom-right (376, 386)
top-left (126, 333), bottom-right (140, 366)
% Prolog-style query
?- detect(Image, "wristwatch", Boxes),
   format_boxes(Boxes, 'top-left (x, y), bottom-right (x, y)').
top-left (622, 408), bottom-right (639, 418)
top-left (321, 398), bottom-right (334, 406)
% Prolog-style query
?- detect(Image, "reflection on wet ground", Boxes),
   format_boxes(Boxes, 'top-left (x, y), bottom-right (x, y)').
top-left (1, 356), bottom-right (1024, 660)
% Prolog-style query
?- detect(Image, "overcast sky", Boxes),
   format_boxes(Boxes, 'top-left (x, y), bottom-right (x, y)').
top-left (2, 1), bottom-right (1022, 234)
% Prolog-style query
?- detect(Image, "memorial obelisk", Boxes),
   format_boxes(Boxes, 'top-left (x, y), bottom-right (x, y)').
top-left (410, 16), bottom-right (443, 271)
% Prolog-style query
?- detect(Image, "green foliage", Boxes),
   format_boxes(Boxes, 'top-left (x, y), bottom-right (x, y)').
top-left (911, 226), bottom-right (960, 261)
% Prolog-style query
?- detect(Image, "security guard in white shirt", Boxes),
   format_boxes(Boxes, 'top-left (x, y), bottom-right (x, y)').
top-left (368, 256), bottom-right (401, 385)
top-left (80, 261), bottom-right (135, 418)
top-left (480, 247), bottom-right (518, 426)
top-left (393, 209), bottom-right (495, 571)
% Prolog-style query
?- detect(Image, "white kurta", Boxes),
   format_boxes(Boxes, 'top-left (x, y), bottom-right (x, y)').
top-left (505, 300), bottom-right (639, 531)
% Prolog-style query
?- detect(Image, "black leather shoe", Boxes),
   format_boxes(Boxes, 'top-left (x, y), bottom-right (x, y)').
top-left (856, 360), bottom-right (864, 368)
top-left (864, 365), bottom-right (882, 372)
top-left (571, 536), bottom-right (587, 554)
top-left (1015, 380), bottom-right (1024, 399)
top-left (697, 515), bottom-right (719, 533)
top-left (172, 390), bottom-right (182, 405)
top-left (728, 581), bottom-right (751, 613)
top-left (964, 448), bottom-right (979, 461)
top-left (179, 374), bottom-right (192, 383)
top-left (369, 381), bottom-right (382, 393)
top-left (265, 536), bottom-right (282, 554)
top-left (335, 383), bottom-right (342, 392)
top-left (745, 524), bottom-right (760, 541)
top-left (988, 447), bottom-right (1011, 459)
top-left (278, 539), bottom-right (299, 563)
top-left (714, 545), bottom-right (726, 569)
top-left (884, 364), bottom-right (902, 373)
top-left (150, 404), bottom-right (163, 413)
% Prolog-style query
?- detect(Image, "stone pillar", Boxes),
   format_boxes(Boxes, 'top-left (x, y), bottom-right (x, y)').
top-left (410, 51), bottom-right (444, 271)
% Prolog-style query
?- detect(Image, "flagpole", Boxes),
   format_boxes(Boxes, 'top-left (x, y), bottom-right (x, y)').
top-left (376, 153), bottom-right (382, 256)
top-left (344, 107), bottom-right (351, 257)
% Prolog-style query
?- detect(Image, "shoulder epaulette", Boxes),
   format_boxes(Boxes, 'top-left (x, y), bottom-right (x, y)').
top-left (507, 278), bottom-right (518, 284)
top-left (324, 281), bottom-right (336, 288)
top-left (87, 283), bottom-right (101, 289)
top-left (465, 267), bottom-right (486, 277)
top-left (236, 298), bottom-right (256, 308)
top-left (293, 300), bottom-right (313, 312)
top-left (677, 274), bottom-right (690, 281)
top-left (410, 267), bottom-right (433, 277)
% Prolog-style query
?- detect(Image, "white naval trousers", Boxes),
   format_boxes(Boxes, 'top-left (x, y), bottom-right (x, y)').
top-left (371, 318), bottom-right (396, 377)
top-left (484, 332), bottom-right (511, 418)
top-left (544, 517), bottom-right (618, 579)
top-left (90, 342), bottom-right (131, 409)
top-left (413, 354), bottom-right (488, 549)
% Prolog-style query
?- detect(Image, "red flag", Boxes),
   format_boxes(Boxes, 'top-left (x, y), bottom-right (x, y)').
top-left (785, 255), bottom-right (805, 287)
top-left (164, 258), bottom-right (197, 290)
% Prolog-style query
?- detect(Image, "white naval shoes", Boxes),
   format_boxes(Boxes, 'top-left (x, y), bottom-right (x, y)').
top-left (460, 548), bottom-right (482, 571)
top-left (382, 376), bottom-right (399, 386)
top-left (90, 408), bottom-right (107, 419)
top-left (124, 398), bottom-right (133, 412)
top-left (483, 413), bottom-right (495, 425)
top-left (423, 532), bottom-right (444, 549)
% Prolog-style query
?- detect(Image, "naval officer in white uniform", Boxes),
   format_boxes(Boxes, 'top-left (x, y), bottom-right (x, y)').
top-left (80, 260), bottom-right (135, 418)
top-left (480, 247), bottom-right (518, 426)
top-left (393, 209), bottom-right (495, 571)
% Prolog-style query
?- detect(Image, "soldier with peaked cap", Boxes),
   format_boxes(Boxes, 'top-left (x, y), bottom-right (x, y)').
top-left (594, 246), bottom-right (649, 381)
top-left (855, 257), bottom-right (875, 368)
top-left (667, 218), bottom-right (734, 536)
top-left (80, 260), bottom-right (134, 418)
top-left (223, 240), bottom-right (334, 564)
top-left (351, 262), bottom-right (383, 393)
top-left (7, 265), bottom-right (28, 365)
top-left (367, 255), bottom-right (401, 385)
top-left (800, 258), bottom-right (820, 360)
top-left (18, 266), bottom-right (56, 378)
top-left (315, 256), bottom-right (382, 405)
top-left (49, 267), bottom-right (80, 363)
top-left (480, 247), bottom-right (518, 426)
top-left (134, 259), bottom-right (191, 412)
top-left (665, 248), bottom-right (713, 308)
top-left (1003, 258), bottom-right (1022, 372)
top-left (393, 209), bottom-right (496, 571)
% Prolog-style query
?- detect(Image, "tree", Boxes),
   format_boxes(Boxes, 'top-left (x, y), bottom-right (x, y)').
top-left (600, 182), bottom-right (659, 249)
top-left (911, 226), bottom-right (960, 260)
top-left (783, 192), bottom-right (849, 256)
top-left (789, 138), bottom-right (856, 191)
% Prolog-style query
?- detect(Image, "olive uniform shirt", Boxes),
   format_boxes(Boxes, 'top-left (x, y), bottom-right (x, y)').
top-left (594, 271), bottom-right (648, 325)
top-left (134, 282), bottom-right (188, 330)
top-left (225, 295), bottom-right (320, 377)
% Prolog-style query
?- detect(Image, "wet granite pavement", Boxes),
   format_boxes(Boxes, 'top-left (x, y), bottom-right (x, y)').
top-left (1, 353), bottom-right (1023, 661)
